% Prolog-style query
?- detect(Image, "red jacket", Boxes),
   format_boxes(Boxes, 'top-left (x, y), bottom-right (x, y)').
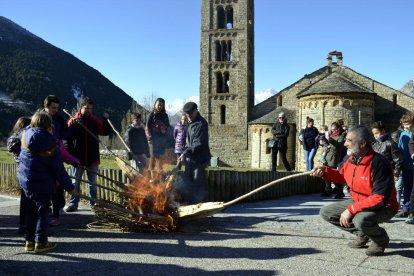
top-left (322, 148), bottom-right (399, 215)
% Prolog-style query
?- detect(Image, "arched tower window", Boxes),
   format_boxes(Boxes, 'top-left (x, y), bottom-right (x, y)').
top-left (217, 6), bottom-right (225, 29)
top-left (215, 41), bottom-right (221, 61)
top-left (224, 72), bottom-right (230, 93)
top-left (220, 105), bottom-right (226, 124)
top-left (216, 72), bottom-right (223, 93)
top-left (226, 6), bottom-right (233, 29)
top-left (393, 94), bottom-right (397, 108)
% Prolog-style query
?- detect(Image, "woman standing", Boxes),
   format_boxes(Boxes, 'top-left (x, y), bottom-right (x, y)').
top-left (300, 117), bottom-right (319, 171)
top-left (146, 98), bottom-right (170, 180)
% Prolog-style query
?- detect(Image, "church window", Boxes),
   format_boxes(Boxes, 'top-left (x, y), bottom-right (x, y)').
top-left (226, 6), bottom-right (233, 29)
top-left (393, 94), bottom-right (397, 108)
top-left (215, 41), bottom-right (221, 61)
top-left (333, 100), bottom-right (339, 107)
top-left (217, 6), bottom-right (225, 29)
top-left (224, 71), bottom-right (230, 92)
top-left (216, 72), bottom-right (224, 93)
top-left (277, 95), bottom-right (283, 107)
top-left (220, 105), bottom-right (226, 124)
top-left (265, 139), bottom-right (271, 154)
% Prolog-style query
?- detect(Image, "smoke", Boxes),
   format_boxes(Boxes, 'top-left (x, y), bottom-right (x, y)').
top-left (71, 83), bottom-right (82, 101)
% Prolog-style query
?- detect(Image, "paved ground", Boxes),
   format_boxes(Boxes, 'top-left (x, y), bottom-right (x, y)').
top-left (0, 192), bottom-right (413, 275)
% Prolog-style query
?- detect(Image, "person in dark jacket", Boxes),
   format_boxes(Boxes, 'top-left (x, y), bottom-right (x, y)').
top-left (300, 117), bottom-right (319, 171)
top-left (66, 96), bottom-right (110, 212)
top-left (43, 95), bottom-right (70, 140)
top-left (320, 122), bottom-right (346, 198)
top-left (7, 116), bottom-right (31, 234)
top-left (312, 125), bottom-right (398, 256)
top-left (124, 113), bottom-right (149, 173)
top-left (178, 102), bottom-right (211, 203)
top-left (18, 111), bottom-right (75, 253)
top-left (371, 121), bottom-right (403, 180)
top-left (146, 97), bottom-right (170, 180)
top-left (270, 112), bottom-right (291, 171)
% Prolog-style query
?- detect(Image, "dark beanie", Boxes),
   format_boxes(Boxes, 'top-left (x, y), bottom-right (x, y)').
top-left (183, 102), bottom-right (198, 113)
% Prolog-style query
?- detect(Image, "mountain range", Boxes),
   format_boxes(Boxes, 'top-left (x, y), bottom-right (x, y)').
top-left (0, 16), bottom-right (139, 140)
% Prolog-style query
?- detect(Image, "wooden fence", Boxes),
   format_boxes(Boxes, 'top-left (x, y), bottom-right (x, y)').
top-left (0, 162), bottom-right (324, 203)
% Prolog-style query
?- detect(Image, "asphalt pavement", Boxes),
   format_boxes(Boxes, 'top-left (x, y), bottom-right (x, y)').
top-left (0, 192), bottom-right (413, 276)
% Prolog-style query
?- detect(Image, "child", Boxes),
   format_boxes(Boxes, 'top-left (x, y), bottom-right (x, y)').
top-left (18, 111), bottom-right (75, 253)
top-left (173, 115), bottom-right (188, 158)
top-left (124, 113), bottom-right (149, 173)
top-left (7, 116), bottom-right (31, 234)
top-left (50, 138), bottom-right (80, 226)
top-left (316, 125), bottom-right (331, 164)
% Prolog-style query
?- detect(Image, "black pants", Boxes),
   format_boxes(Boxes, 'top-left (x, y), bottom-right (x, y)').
top-left (52, 185), bottom-right (65, 219)
top-left (182, 159), bottom-right (208, 204)
top-left (271, 147), bottom-right (291, 171)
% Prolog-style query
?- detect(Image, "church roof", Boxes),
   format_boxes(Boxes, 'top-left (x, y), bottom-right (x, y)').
top-left (296, 72), bottom-right (375, 97)
top-left (249, 107), bottom-right (294, 125)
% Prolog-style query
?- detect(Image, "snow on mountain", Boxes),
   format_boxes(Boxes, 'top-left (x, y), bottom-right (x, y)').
top-left (166, 95), bottom-right (199, 116)
top-left (255, 88), bottom-right (277, 104)
top-left (400, 79), bottom-right (414, 97)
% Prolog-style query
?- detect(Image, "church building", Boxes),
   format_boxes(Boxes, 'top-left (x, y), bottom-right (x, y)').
top-left (200, 0), bottom-right (414, 171)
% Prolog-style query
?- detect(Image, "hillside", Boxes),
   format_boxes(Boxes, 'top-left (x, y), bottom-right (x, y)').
top-left (0, 16), bottom-right (136, 140)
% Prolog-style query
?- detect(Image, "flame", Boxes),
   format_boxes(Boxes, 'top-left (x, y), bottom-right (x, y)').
top-left (127, 171), bottom-right (180, 231)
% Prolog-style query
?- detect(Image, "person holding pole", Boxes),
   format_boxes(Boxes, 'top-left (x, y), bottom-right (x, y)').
top-left (65, 96), bottom-right (110, 212)
top-left (312, 125), bottom-right (398, 256)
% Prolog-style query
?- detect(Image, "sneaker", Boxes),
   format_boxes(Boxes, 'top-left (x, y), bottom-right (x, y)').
top-left (34, 242), bottom-right (57, 253)
top-left (365, 237), bottom-right (389, 256)
top-left (395, 210), bottom-right (408, 218)
top-left (49, 217), bottom-right (61, 227)
top-left (25, 241), bottom-right (35, 252)
top-left (405, 214), bottom-right (414, 224)
top-left (348, 236), bottom-right (369, 248)
top-left (65, 205), bottom-right (78, 212)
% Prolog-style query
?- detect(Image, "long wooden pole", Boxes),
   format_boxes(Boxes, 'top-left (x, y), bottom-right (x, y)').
top-left (223, 171), bottom-right (311, 207)
top-left (107, 119), bottom-right (132, 153)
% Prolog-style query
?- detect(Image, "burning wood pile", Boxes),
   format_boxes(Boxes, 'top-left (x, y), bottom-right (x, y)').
top-left (81, 157), bottom-right (225, 232)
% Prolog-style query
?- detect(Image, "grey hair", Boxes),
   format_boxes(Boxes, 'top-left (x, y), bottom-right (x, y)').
top-left (348, 125), bottom-right (371, 144)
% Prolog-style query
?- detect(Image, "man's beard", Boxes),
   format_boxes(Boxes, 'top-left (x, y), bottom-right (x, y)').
top-left (347, 142), bottom-right (360, 156)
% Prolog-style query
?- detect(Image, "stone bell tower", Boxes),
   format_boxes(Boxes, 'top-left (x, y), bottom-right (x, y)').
top-left (200, 0), bottom-right (254, 167)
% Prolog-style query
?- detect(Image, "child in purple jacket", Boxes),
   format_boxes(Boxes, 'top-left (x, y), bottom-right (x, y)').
top-left (173, 115), bottom-right (188, 157)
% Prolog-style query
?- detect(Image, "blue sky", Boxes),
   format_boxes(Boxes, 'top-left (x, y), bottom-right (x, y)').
top-left (1, 0), bottom-right (413, 113)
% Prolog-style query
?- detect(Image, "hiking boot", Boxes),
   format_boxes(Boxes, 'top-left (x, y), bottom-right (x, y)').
top-left (365, 237), bottom-right (389, 256)
top-left (49, 217), bottom-right (61, 227)
top-left (25, 241), bottom-right (35, 252)
top-left (34, 242), bottom-right (57, 253)
top-left (65, 205), bottom-right (78, 213)
top-left (405, 214), bottom-right (414, 224)
top-left (394, 210), bottom-right (408, 218)
top-left (348, 236), bottom-right (369, 248)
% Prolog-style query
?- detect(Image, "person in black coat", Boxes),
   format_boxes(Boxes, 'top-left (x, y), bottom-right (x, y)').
top-left (124, 113), bottom-right (149, 173)
top-left (270, 112), bottom-right (291, 171)
top-left (178, 102), bottom-right (211, 203)
top-left (299, 117), bottom-right (319, 171)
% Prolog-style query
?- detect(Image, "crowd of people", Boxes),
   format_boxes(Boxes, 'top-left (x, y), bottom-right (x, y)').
top-left (7, 94), bottom-right (414, 256)
top-left (7, 95), bottom-right (210, 253)
top-left (269, 113), bottom-right (414, 256)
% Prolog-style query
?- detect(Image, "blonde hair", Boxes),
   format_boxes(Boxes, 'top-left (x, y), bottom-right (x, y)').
top-left (30, 111), bottom-right (52, 129)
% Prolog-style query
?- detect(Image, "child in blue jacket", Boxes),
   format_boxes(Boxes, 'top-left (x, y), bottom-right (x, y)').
top-left (17, 111), bottom-right (76, 253)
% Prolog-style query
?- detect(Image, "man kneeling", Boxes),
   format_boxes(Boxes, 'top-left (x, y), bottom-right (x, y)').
top-left (311, 125), bottom-right (398, 256)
